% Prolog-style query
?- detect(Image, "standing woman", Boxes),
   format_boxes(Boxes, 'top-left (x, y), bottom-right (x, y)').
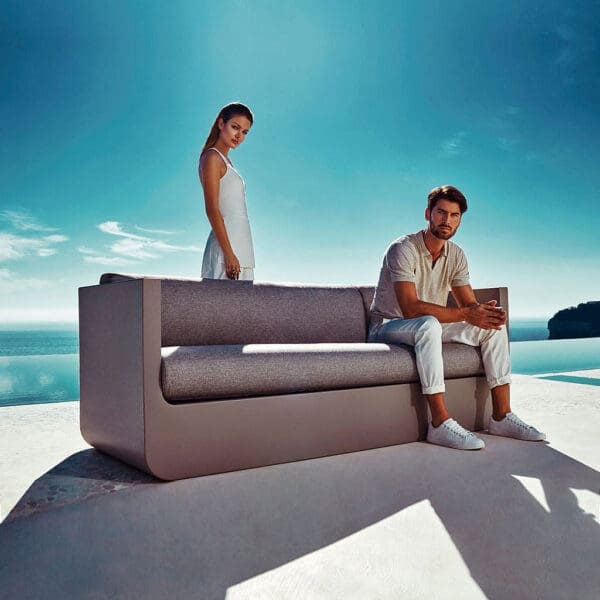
top-left (199, 102), bottom-right (255, 280)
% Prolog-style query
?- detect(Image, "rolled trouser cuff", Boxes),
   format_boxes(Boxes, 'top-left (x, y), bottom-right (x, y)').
top-left (422, 384), bottom-right (445, 395)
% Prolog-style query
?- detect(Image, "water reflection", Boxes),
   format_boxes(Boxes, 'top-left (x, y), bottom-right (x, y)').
top-left (0, 354), bottom-right (79, 407)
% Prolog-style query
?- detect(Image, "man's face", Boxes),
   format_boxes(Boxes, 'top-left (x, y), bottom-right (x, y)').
top-left (426, 199), bottom-right (462, 240)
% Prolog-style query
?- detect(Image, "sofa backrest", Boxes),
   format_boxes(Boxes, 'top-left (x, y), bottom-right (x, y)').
top-left (100, 274), bottom-right (373, 346)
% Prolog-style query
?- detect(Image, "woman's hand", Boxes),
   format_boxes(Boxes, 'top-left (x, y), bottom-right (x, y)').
top-left (224, 252), bottom-right (241, 280)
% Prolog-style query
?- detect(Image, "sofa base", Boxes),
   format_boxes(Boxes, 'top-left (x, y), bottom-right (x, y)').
top-left (98, 377), bottom-right (492, 481)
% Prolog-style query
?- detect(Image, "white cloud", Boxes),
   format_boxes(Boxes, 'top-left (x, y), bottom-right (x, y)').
top-left (149, 240), bottom-right (203, 253)
top-left (83, 255), bottom-right (138, 267)
top-left (37, 248), bottom-right (58, 257)
top-left (0, 232), bottom-right (68, 262)
top-left (84, 221), bottom-right (202, 266)
top-left (0, 233), bottom-right (28, 260)
top-left (0, 210), bottom-right (57, 232)
top-left (0, 268), bottom-right (51, 294)
top-left (110, 238), bottom-right (159, 259)
top-left (42, 234), bottom-right (68, 243)
top-left (135, 225), bottom-right (178, 235)
top-left (98, 221), bottom-right (148, 241)
top-left (79, 240), bottom-right (139, 264)
top-left (0, 215), bottom-right (68, 262)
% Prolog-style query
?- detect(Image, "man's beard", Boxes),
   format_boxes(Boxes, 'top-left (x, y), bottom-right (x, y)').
top-left (429, 223), bottom-right (456, 240)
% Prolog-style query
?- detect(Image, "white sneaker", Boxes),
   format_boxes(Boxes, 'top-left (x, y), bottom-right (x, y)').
top-left (488, 412), bottom-right (546, 441)
top-left (427, 418), bottom-right (485, 450)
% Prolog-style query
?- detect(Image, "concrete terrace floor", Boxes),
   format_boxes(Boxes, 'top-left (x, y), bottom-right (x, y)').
top-left (1, 371), bottom-right (599, 600)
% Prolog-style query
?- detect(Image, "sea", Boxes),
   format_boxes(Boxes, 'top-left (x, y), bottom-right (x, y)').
top-left (0, 319), bottom-right (598, 407)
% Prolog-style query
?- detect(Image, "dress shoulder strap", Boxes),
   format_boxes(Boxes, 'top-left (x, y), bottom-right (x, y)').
top-left (206, 146), bottom-right (232, 167)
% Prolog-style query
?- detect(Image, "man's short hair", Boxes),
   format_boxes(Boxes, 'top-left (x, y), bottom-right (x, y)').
top-left (427, 185), bottom-right (468, 214)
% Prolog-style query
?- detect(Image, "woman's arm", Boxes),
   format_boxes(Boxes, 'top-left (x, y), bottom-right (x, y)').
top-left (199, 152), bottom-right (241, 279)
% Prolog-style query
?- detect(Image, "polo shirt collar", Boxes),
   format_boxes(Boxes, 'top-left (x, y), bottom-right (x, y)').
top-left (417, 230), bottom-right (448, 258)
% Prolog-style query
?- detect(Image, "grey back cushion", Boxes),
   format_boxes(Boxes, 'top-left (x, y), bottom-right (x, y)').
top-left (358, 286), bottom-right (375, 315)
top-left (161, 279), bottom-right (368, 346)
top-left (100, 274), bottom-right (371, 345)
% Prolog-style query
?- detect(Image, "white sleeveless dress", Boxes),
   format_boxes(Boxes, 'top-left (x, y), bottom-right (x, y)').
top-left (201, 147), bottom-right (255, 280)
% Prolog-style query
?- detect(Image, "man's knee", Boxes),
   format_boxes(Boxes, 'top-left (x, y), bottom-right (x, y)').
top-left (480, 325), bottom-right (509, 345)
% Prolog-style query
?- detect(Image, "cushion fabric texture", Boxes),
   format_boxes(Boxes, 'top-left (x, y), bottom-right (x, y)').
top-left (100, 275), bottom-right (370, 345)
top-left (100, 274), bottom-right (488, 403)
top-left (161, 342), bottom-right (484, 402)
top-left (160, 279), bottom-right (369, 346)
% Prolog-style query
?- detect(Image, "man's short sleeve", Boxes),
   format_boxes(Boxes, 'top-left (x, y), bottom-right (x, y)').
top-left (386, 239), bottom-right (418, 283)
top-left (451, 246), bottom-right (470, 287)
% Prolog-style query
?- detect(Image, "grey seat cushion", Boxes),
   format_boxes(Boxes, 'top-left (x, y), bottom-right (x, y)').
top-left (161, 342), bottom-right (485, 402)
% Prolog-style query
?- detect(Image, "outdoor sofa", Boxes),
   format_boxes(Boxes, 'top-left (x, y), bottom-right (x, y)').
top-left (78, 274), bottom-right (508, 480)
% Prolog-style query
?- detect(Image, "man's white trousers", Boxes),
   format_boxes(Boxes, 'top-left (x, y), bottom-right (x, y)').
top-left (369, 316), bottom-right (512, 395)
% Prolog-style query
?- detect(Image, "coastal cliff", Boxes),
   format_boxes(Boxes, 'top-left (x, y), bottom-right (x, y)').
top-left (547, 301), bottom-right (600, 339)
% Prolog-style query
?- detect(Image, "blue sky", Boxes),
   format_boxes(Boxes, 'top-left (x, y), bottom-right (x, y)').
top-left (1, 0), bottom-right (599, 321)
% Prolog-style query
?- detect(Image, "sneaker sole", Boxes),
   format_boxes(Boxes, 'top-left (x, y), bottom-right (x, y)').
top-left (427, 438), bottom-right (485, 451)
top-left (487, 429), bottom-right (546, 442)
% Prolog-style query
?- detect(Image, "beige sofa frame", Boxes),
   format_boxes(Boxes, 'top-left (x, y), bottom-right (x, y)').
top-left (79, 279), bottom-right (508, 480)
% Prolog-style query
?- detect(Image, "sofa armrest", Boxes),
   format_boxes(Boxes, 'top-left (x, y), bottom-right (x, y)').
top-left (78, 278), bottom-right (162, 471)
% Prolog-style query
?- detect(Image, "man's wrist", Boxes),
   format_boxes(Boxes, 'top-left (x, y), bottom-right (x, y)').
top-left (460, 303), bottom-right (479, 322)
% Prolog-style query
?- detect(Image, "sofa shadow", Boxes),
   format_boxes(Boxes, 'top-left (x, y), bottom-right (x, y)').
top-left (3, 449), bottom-right (158, 522)
top-left (0, 439), bottom-right (598, 600)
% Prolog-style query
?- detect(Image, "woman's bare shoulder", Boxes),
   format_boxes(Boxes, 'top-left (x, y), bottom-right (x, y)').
top-left (200, 149), bottom-right (226, 176)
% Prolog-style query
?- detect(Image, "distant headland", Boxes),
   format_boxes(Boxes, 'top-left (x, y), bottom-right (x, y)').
top-left (547, 301), bottom-right (600, 339)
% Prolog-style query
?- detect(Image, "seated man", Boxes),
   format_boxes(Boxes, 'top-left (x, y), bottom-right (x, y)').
top-left (368, 185), bottom-right (545, 450)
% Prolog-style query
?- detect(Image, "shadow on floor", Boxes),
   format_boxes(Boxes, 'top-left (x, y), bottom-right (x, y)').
top-left (1, 437), bottom-right (599, 599)
top-left (4, 449), bottom-right (157, 522)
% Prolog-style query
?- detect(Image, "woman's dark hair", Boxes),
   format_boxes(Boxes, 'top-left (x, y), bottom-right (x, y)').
top-left (200, 102), bottom-right (254, 158)
top-left (427, 185), bottom-right (468, 214)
